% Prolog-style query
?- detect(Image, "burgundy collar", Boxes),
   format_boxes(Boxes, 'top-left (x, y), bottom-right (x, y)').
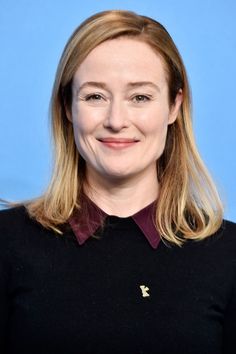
top-left (69, 196), bottom-right (160, 249)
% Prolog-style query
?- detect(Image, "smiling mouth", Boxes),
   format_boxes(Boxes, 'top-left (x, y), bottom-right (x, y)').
top-left (97, 137), bottom-right (139, 149)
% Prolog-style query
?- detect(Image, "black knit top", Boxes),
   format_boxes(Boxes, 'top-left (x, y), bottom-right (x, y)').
top-left (0, 206), bottom-right (236, 354)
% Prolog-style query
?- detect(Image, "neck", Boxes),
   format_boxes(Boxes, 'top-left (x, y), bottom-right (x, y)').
top-left (83, 168), bottom-right (159, 217)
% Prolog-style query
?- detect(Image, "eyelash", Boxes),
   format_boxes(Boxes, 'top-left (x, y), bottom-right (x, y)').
top-left (131, 94), bottom-right (151, 103)
top-left (84, 94), bottom-right (105, 101)
top-left (83, 93), bottom-right (152, 103)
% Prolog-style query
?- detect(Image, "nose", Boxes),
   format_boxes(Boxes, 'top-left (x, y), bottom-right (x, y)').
top-left (103, 99), bottom-right (129, 131)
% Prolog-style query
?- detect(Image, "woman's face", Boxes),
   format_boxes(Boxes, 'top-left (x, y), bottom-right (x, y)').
top-left (71, 37), bottom-right (182, 182)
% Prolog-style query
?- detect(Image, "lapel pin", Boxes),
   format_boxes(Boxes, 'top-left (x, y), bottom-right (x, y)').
top-left (140, 285), bottom-right (150, 297)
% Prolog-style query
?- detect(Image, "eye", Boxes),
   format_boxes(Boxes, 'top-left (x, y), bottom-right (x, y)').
top-left (132, 95), bottom-right (151, 103)
top-left (85, 94), bottom-right (104, 101)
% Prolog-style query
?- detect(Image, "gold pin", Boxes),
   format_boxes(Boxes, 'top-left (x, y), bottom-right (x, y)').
top-left (140, 285), bottom-right (150, 297)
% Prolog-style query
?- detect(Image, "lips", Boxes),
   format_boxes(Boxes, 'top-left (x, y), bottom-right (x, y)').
top-left (97, 137), bottom-right (139, 149)
top-left (97, 137), bottom-right (139, 143)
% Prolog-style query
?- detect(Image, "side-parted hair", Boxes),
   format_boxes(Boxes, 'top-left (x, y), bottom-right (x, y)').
top-left (26, 10), bottom-right (223, 246)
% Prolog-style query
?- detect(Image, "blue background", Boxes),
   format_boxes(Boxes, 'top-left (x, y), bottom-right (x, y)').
top-left (0, 0), bottom-right (235, 221)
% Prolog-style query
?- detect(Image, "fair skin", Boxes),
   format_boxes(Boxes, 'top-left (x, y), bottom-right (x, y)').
top-left (70, 37), bottom-right (182, 216)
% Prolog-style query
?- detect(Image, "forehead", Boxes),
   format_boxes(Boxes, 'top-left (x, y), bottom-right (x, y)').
top-left (73, 37), bottom-right (168, 86)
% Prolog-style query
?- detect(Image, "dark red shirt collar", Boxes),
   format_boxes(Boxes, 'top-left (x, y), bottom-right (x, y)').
top-left (69, 196), bottom-right (160, 249)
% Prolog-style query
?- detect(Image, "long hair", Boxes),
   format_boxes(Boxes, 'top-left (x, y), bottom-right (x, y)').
top-left (26, 10), bottom-right (223, 245)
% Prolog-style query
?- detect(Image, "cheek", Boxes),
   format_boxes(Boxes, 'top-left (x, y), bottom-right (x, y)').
top-left (139, 108), bottom-right (169, 138)
top-left (71, 107), bottom-right (88, 150)
top-left (71, 119), bottom-right (85, 148)
top-left (71, 112), bottom-right (91, 140)
top-left (71, 117), bottom-right (93, 161)
top-left (72, 104), bottom-right (104, 136)
top-left (71, 105), bottom-right (104, 158)
top-left (148, 122), bottom-right (168, 151)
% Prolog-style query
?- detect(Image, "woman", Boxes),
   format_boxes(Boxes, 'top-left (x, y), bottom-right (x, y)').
top-left (0, 9), bottom-right (235, 354)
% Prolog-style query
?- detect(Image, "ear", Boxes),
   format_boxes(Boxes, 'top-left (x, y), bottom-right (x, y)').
top-left (168, 89), bottom-right (183, 125)
top-left (64, 102), bottom-right (73, 123)
top-left (62, 83), bottom-right (73, 123)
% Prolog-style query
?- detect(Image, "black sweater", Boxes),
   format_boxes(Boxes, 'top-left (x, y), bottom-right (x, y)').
top-left (0, 206), bottom-right (236, 354)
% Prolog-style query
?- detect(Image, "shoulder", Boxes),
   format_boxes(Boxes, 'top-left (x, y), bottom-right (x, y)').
top-left (0, 205), bottom-right (74, 249)
top-left (0, 205), bottom-right (49, 248)
top-left (216, 219), bottom-right (236, 253)
top-left (182, 219), bottom-right (236, 256)
top-left (221, 219), bottom-right (236, 234)
top-left (0, 205), bottom-right (34, 231)
top-left (0, 206), bottom-right (33, 263)
top-left (198, 219), bottom-right (236, 259)
top-left (216, 219), bottom-right (236, 245)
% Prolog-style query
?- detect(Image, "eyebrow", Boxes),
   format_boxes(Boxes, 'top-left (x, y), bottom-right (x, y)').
top-left (77, 81), bottom-right (161, 93)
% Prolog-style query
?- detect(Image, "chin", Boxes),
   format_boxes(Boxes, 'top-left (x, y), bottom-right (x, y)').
top-left (102, 169), bottom-right (137, 181)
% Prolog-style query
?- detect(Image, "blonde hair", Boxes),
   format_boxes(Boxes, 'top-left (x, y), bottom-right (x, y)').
top-left (26, 10), bottom-right (223, 245)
